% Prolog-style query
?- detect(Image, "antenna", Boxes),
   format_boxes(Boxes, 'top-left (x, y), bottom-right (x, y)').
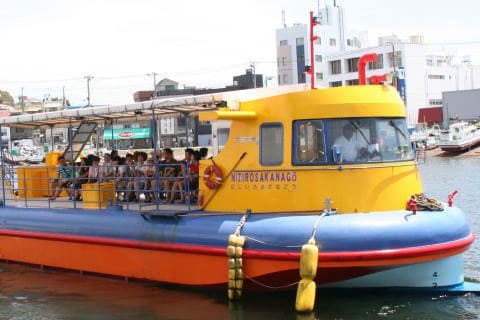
top-left (282, 9), bottom-right (286, 27)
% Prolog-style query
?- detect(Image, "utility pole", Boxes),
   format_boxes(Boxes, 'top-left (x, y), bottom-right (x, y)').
top-left (84, 75), bottom-right (94, 106)
top-left (250, 62), bottom-right (256, 88)
top-left (20, 87), bottom-right (25, 113)
top-left (62, 86), bottom-right (66, 108)
top-left (42, 94), bottom-right (47, 112)
top-left (147, 72), bottom-right (158, 100)
top-left (147, 72), bottom-right (160, 149)
top-left (387, 42), bottom-right (397, 87)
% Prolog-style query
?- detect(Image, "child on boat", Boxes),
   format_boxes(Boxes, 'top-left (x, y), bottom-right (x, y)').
top-left (49, 156), bottom-right (74, 200)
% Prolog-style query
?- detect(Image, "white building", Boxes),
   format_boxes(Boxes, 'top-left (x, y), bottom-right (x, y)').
top-left (276, 3), bottom-right (367, 87)
top-left (276, 4), bottom-right (480, 124)
top-left (325, 43), bottom-right (480, 123)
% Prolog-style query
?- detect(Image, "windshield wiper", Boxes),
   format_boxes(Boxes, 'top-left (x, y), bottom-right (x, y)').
top-left (388, 120), bottom-right (408, 140)
top-left (349, 121), bottom-right (370, 144)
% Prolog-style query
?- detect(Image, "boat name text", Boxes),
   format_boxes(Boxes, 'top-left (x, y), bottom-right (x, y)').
top-left (230, 171), bottom-right (297, 191)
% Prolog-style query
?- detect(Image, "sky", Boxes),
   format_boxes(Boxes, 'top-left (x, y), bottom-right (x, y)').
top-left (1, 0), bottom-right (479, 106)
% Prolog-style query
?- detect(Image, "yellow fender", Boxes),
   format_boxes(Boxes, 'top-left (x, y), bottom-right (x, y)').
top-left (295, 279), bottom-right (317, 312)
top-left (295, 238), bottom-right (319, 312)
top-left (299, 239), bottom-right (318, 279)
top-left (227, 234), bottom-right (246, 300)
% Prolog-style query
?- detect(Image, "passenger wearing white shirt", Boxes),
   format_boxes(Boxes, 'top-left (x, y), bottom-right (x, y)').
top-left (100, 153), bottom-right (115, 182)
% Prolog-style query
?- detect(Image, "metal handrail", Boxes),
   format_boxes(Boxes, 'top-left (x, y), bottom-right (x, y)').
top-left (0, 161), bottom-right (199, 211)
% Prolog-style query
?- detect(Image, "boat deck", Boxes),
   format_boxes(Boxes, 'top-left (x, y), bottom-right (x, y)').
top-left (2, 192), bottom-right (199, 213)
top-left (1, 164), bottom-right (200, 213)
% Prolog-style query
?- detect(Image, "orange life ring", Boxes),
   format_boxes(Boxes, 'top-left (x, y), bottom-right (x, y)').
top-left (203, 164), bottom-right (223, 189)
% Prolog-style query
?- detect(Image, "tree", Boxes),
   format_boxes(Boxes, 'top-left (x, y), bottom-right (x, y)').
top-left (0, 90), bottom-right (14, 106)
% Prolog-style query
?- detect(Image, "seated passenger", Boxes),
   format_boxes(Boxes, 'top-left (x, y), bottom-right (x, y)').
top-left (49, 156), bottom-right (73, 200)
top-left (199, 147), bottom-right (209, 160)
top-left (123, 153), bottom-right (135, 202)
top-left (161, 148), bottom-right (179, 203)
top-left (133, 152), bottom-right (148, 202)
top-left (87, 156), bottom-right (100, 183)
top-left (188, 150), bottom-right (201, 202)
top-left (100, 153), bottom-right (115, 182)
top-left (72, 157), bottom-right (90, 200)
top-left (112, 156), bottom-right (127, 201)
top-left (144, 158), bottom-right (156, 202)
top-left (171, 149), bottom-right (194, 204)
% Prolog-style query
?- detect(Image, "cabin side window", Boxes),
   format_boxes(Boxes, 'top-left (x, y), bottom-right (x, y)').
top-left (260, 123), bottom-right (283, 166)
top-left (292, 120), bottom-right (326, 165)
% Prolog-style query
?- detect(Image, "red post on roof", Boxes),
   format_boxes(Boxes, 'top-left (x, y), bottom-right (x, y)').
top-left (308, 11), bottom-right (319, 89)
top-left (358, 53), bottom-right (377, 85)
top-left (369, 74), bottom-right (387, 85)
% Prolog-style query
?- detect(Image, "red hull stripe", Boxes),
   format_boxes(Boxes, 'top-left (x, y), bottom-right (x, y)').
top-left (243, 233), bottom-right (475, 262)
top-left (0, 229), bottom-right (474, 262)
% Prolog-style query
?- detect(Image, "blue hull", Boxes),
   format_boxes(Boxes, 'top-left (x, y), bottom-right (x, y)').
top-left (0, 205), bottom-right (471, 251)
top-left (0, 204), bottom-right (473, 289)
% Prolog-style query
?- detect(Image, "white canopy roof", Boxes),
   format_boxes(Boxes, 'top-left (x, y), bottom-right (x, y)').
top-left (0, 84), bottom-right (309, 128)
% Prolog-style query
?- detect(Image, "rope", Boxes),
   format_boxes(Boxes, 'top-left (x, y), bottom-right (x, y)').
top-left (310, 212), bottom-right (328, 241)
top-left (243, 273), bottom-right (300, 290)
top-left (234, 209), bottom-right (250, 236)
top-left (241, 211), bottom-right (328, 248)
top-left (409, 194), bottom-right (444, 211)
top-left (244, 236), bottom-right (303, 248)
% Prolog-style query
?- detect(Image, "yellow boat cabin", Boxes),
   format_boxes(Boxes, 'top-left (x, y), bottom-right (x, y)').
top-left (199, 85), bottom-right (421, 214)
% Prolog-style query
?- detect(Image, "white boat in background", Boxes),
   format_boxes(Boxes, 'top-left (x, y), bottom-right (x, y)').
top-left (410, 123), bottom-right (437, 151)
top-left (414, 136), bottom-right (437, 151)
top-left (3, 139), bottom-right (44, 164)
top-left (438, 122), bottom-right (480, 152)
top-left (425, 136), bottom-right (437, 150)
top-left (409, 124), bottom-right (428, 143)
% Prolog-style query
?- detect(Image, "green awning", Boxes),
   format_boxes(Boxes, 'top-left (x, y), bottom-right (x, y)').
top-left (103, 128), bottom-right (151, 140)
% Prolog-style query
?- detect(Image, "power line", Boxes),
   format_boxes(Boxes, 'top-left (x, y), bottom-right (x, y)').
top-left (1, 51), bottom-right (478, 88)
top-left (0, 63), bottom-right (252, 86)
top-left (0, 77), bottom-right (82, 84)
top-left (2, 46), bottom-right (478, 101)
top-left (425, 41), bottom-right (480, 46)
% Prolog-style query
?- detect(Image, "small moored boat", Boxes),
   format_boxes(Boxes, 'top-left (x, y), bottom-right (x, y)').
top-left (438, 121), bottom-right (480, 152)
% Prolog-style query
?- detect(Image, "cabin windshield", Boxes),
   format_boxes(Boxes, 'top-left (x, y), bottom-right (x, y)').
top-left (293, 117), bottom-right (414, 165)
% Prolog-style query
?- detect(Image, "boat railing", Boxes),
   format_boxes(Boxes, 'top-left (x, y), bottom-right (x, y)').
top-left (415, 146), bottom-right (426, 164)
top-left (0, 162), bottom-right (198, 212)
top-left (1, 159), bottom-right (18, 196)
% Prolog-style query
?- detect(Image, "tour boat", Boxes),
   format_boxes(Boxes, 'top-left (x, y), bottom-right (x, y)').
top-left (0, 80), bottom-right (477, 311)
top-left (438, 121), bottom-right (480, 152)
